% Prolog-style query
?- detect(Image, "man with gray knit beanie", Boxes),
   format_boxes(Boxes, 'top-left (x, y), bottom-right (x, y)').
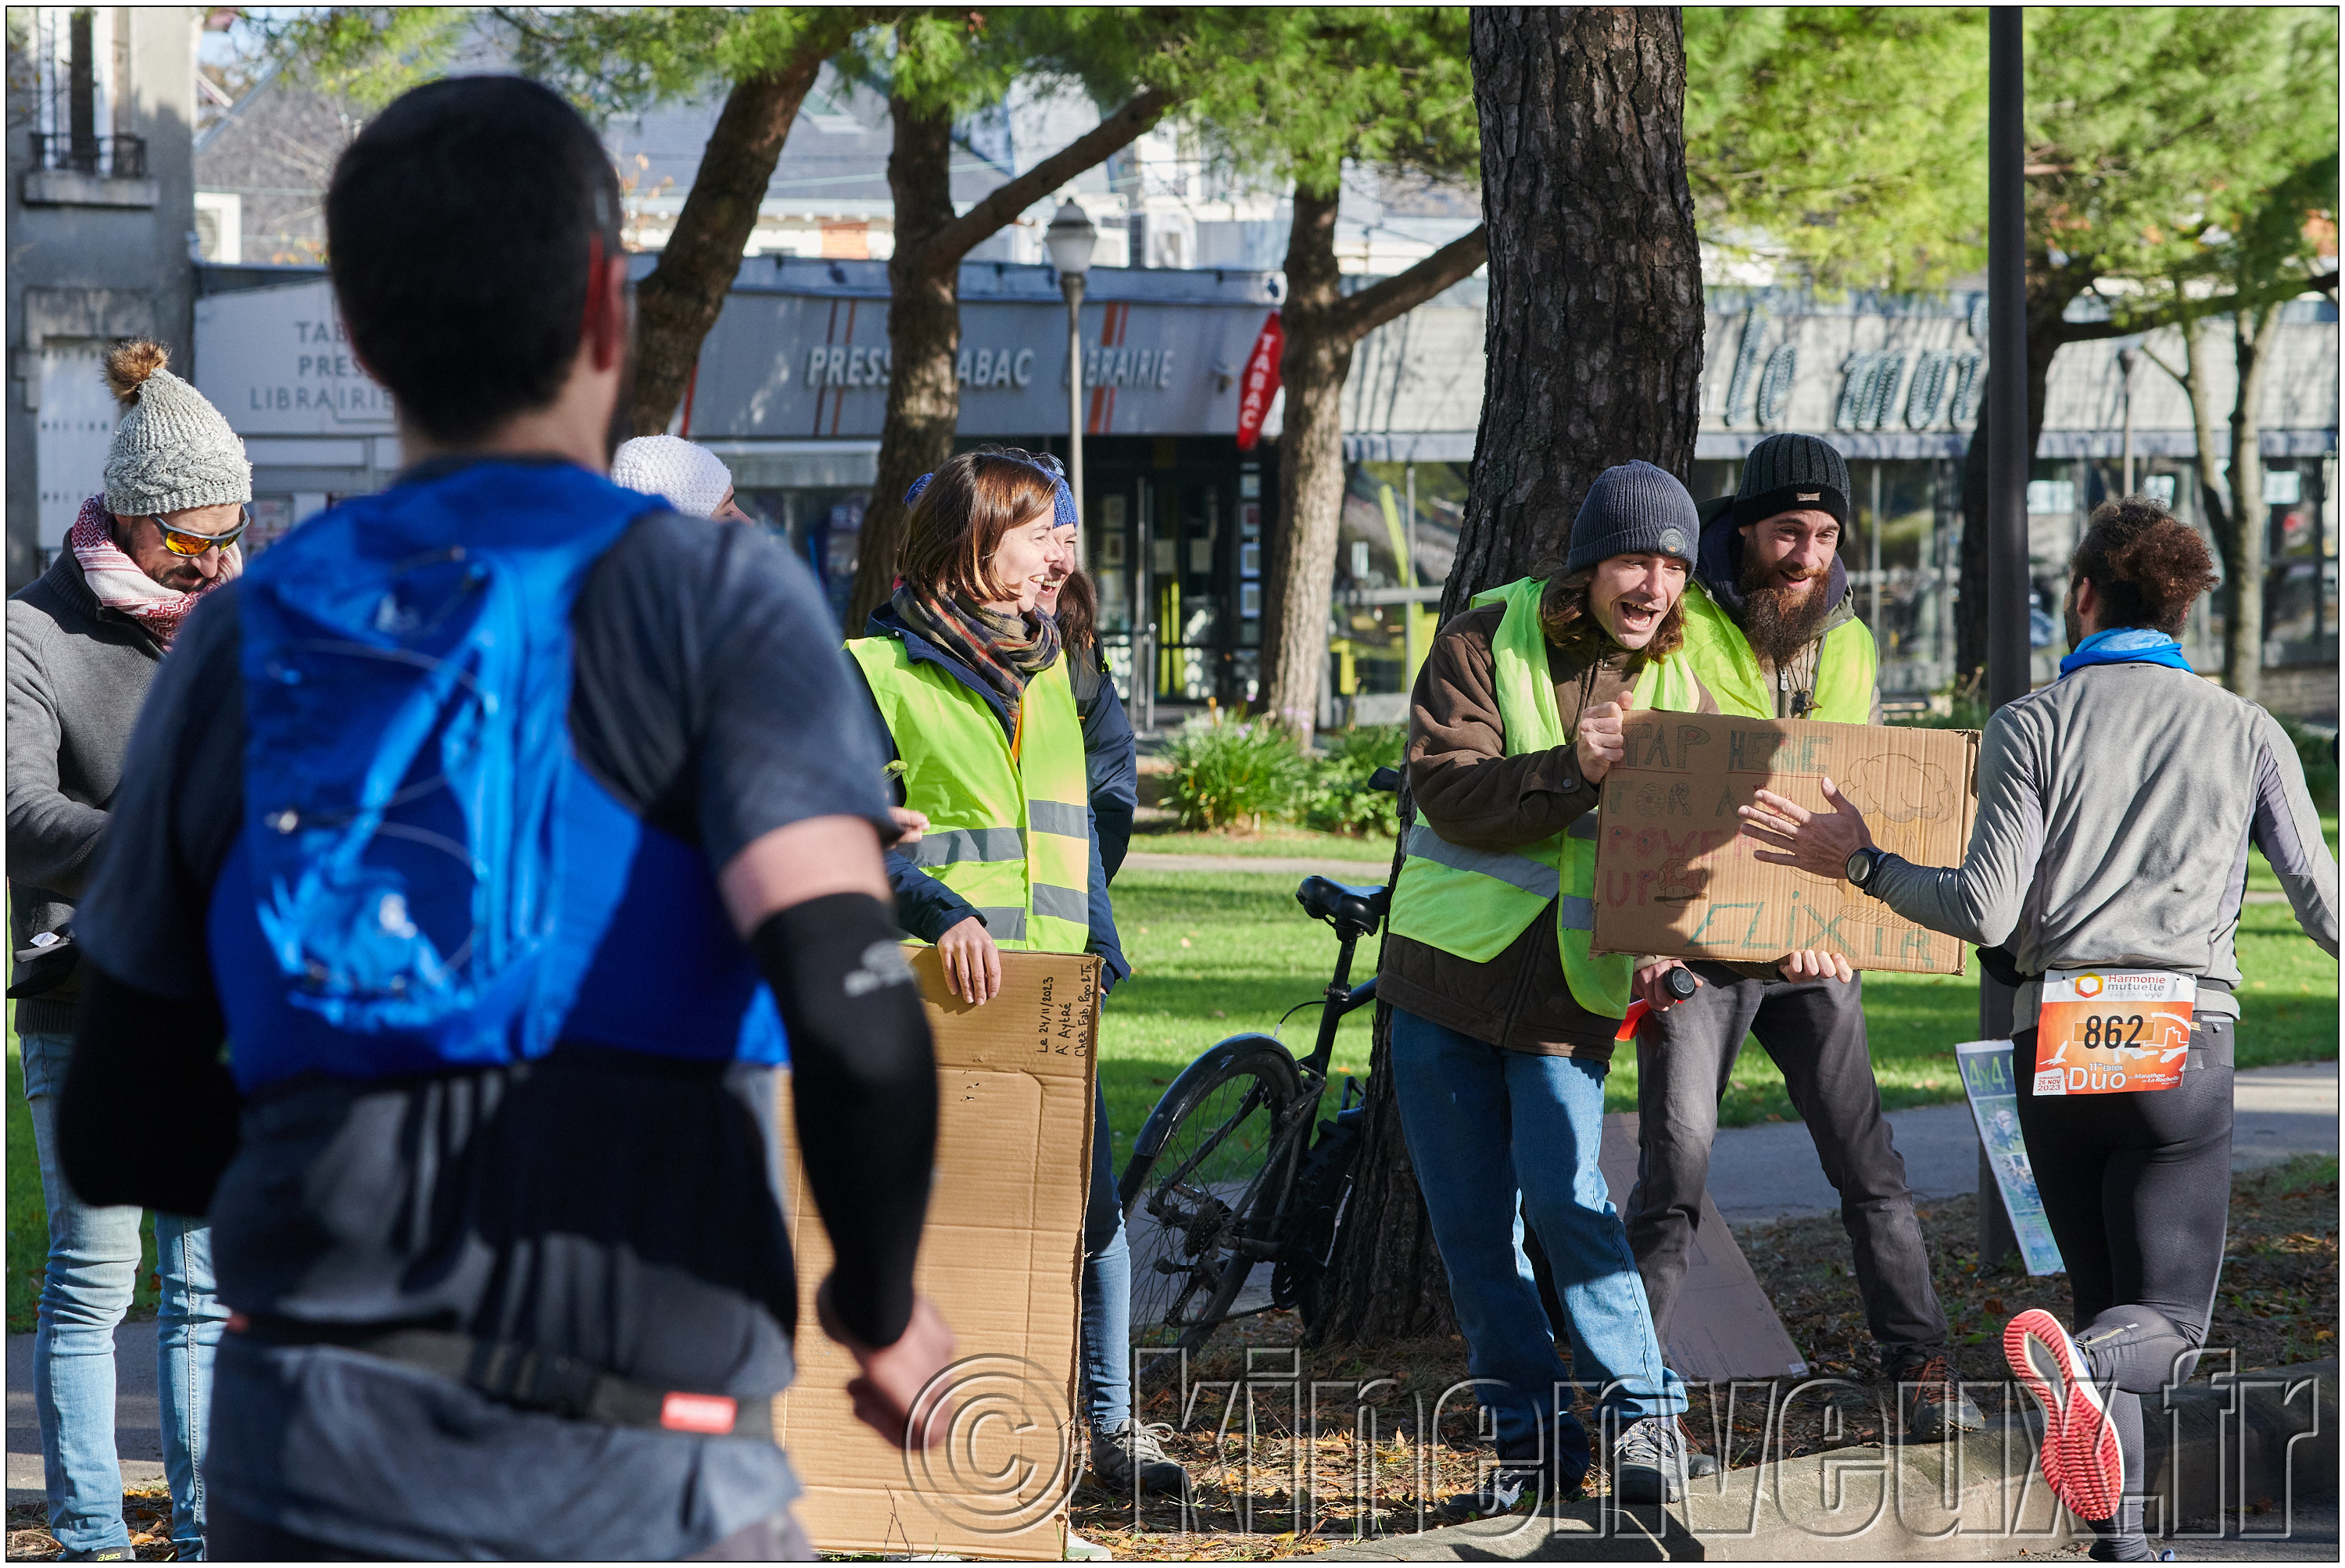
top-left (6, 338), bottom-right (242, 1559)
top-left (1621, 431), bottom-right (1982, 1442)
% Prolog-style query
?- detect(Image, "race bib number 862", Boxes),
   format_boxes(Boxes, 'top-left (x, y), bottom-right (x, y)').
top-left (2032, 968), bottom-right (2196, 1097)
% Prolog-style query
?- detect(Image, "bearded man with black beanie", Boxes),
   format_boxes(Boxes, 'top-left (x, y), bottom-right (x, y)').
top-left (1620, 432), bottom-right (1982, 1440)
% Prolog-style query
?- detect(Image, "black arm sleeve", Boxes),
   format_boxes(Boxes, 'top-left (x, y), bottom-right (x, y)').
top-left (752, 892), bottom-right (937, 1348)
top-left (62, 966), bottom-right (239, 1216)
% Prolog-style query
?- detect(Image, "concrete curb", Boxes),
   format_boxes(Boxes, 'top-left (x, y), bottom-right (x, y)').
top-left (1316, 1361), bottom-right (2336, 1561)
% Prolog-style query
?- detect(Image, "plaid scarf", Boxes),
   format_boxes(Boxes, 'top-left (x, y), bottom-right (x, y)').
top-left (891, 583), bottom-right (1061, 710)
top-left (69, 494), bottom-right (241, 649)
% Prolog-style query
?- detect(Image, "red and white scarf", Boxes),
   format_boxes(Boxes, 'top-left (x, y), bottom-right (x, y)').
top-left (68, 494), bottom-right (241, 649)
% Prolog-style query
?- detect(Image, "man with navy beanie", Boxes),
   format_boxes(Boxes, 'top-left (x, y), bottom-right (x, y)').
top-left (1380, 460), bottom-right (1860, 1518)
top-left (1622, 432), bottom-right (1982, 1441)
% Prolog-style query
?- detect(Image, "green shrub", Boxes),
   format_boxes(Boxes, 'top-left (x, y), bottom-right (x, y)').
top-left (1303, 725), bottom-right (1406, 837)
top-left (1162, 714), bottom-right (1311, 830)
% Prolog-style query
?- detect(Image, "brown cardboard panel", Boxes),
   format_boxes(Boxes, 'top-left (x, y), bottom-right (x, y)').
top-left (775, 945), bottom-right (1100, 1561)
top-left (1596, 1114), bottom-right (1808, 1382)
top-left (1591, 716), bottom-right (1979, 976)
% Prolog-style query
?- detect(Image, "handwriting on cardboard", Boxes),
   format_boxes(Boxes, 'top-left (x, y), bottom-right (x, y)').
top-left (1590, 717), bottom-right (1978, 976)
top-left (1038, 972), bottom-right (1097, 1058)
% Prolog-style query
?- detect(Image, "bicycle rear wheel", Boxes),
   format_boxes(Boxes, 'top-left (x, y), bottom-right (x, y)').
top-left (1119, 1036), bottom-right (1301, 1351)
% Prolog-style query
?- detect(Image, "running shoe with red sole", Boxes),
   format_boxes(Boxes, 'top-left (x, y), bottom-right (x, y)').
top-left (2004, 1308), bottom-right (2123, 1521)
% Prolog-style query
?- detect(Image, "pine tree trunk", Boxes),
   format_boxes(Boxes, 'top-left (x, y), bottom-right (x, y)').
top-left (1260, 185), bottom-right (1356, 739)
top-left (843, 85), bottom-right (1177, 630)
top-left (2223, 304), bottom-right (2278, 701)
top-left (1259, 204), bottom-right (1488, 742)
top-left (849, 99), bottom-right (961, 630)
top-left (1312, 3), bottom-right (1703, 1351)
top-left (1954, 279), bottom-right (2074, 689)
top-left (628, 54), bottom-right (830, 436)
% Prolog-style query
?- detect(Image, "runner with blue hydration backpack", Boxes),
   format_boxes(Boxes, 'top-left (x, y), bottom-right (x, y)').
top-left (59, 77), bottom-right (954, 1559)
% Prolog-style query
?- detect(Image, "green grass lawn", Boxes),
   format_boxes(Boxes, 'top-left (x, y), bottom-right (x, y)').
top-left (1100, 870), bottom-right (2340, 1158)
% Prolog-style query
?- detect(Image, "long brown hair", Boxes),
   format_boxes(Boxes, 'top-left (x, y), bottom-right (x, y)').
top-left (1536, 567), bottom-right (1688, 662)
top-left (896, 449), bottom-right (1061, 603)
top-left (1054, 567), bottom-right (1100, 652)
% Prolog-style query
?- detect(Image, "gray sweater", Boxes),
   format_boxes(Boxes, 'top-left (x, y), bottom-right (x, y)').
top-left (1873, 660), bottom-right (2340, 1030)
top-left (6, 550), bottom-right (166, 1034)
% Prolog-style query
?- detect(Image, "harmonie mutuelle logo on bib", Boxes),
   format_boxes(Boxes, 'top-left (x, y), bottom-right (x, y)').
top-left (2032, 968), bottom-right (2196, 1097)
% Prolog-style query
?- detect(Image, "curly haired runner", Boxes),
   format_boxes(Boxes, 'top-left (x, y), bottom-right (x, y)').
top-left (1739, 497), bottom-right (2339, 1562)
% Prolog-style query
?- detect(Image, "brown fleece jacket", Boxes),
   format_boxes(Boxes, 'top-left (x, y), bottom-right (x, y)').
top-left (1378, 603), bottom-right (1723, 1061)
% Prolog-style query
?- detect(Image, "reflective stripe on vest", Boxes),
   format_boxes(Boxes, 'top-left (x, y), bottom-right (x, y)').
top-left (846, 637), bottom-right (1092, 954)
top-left (1676, 579), bottom-right (1876, 722)
top-left (1386, 576), bottom-right (1702, 1019)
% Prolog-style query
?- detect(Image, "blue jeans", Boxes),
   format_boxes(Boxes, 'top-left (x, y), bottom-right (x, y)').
top-left (22, 1031), bottom-right (227, 1559)
top-left (1081, 1082), bottom-right (1132, 1432)
top-left (1389, 1009), bottom-right (1684, 1472)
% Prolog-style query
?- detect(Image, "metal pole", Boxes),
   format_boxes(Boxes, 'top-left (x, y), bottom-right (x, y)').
top-left (1978, 3), bottom-right (2028, 1271)
top-left (1870, 461), bottom-right (1884, 628)
top-left (1064, 273), bottom-right (1087, 562)
top-left (2118, 343), bottom-right (2140, 497)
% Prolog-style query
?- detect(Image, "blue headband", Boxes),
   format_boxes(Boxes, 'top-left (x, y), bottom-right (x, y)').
top-left (904, 452), bottom-right (1077, 530)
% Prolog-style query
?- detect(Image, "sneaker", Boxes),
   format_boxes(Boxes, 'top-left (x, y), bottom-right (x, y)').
top-left (57, 1552), bottom-right (134, 1563)
top-left (1090, 1418), bottom-right (1190, 1498)
top-left (2005, 1308), bottom-right (2122, 1522)
top-left (1608, 1415), bottom-right (1688, 1504)
top-left (1435, 1460), bottom-right (1548, 1523)
top-left (1889, 1348), bottom-right (1987, 1440)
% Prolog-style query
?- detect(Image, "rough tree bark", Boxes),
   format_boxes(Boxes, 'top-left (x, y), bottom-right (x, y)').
top-left (1258, 191), bottom-right (1488, 739)
top-left (2219, 303), bottom-right (2279, 700)
top-left (1312, 5), bottom-right (1705, 1351)
top-left (845, 89), bottom-right (1175, 629)
top-left (626, 41), bottom-right (843, 435)
top-left (1953, 274), bottom-right (2078, 689)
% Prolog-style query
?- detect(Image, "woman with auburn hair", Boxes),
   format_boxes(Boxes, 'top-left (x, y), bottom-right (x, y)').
top-left (843, 447), bottom-right (1187, 1502)
top-left (1742, 497), bottom-right (2340, 1562)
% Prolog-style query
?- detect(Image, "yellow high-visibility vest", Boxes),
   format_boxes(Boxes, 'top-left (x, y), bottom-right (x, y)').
top-left (846, 638), bottom-right (1091, 953)
top-left (1387, 576), bottom-right (1703, 1018)
top-left (1675, 579), bottom-right (1876, 721)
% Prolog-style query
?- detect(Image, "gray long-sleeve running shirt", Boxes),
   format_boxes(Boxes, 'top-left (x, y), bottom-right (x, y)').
top-left (1871, 660), bottom-right (2339, 1029)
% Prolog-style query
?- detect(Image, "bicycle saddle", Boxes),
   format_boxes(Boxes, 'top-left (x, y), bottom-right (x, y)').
top-left (1295, 876), bottom-right (1391, 939)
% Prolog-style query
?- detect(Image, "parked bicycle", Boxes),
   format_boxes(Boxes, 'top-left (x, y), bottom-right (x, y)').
top-left (1117, 768), bottom-right (1402, 1354)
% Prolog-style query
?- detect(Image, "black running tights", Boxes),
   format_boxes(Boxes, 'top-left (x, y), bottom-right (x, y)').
top-left (2014, 1019), bottom-right (2235, 1557)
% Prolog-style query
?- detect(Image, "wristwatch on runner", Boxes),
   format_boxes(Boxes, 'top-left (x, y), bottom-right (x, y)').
top-left (1846, 845), bottom-right (1888, 893)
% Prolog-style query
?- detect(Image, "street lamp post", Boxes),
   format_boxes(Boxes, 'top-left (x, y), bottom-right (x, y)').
top-left (1046, 199), bottom-right (1097, 564)
top-left (2117, 344), bottom-right (2142, 496)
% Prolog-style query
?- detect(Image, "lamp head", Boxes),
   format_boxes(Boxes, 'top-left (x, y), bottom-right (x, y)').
top-left (1046, 198), bottom-right (1097, 278)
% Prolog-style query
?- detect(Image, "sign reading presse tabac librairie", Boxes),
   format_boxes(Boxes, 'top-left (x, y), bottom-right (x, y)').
top-left (1590, 715), bottom-right (1979, 976)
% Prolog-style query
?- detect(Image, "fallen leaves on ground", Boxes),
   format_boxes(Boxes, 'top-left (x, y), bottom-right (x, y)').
top-left (1075, 1157), bottom-right (2337, 1558)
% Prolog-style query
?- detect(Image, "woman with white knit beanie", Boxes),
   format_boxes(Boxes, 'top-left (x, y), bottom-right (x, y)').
top-left (610, 434), bottom-right (752, 522)
top-left (5, 338), bottom-right (242, 1560)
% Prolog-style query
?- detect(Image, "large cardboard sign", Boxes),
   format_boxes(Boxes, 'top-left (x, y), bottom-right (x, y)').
top-left (1596, 1115), bottom-right (1809, 1381)
top-left (775, 946), bottom-right (1101, 1561)
top-left (1591, 717), bottom-right (1979, 976)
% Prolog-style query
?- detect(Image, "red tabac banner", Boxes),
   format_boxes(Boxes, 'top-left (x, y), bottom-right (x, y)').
top-left (1236, 310), bottom-right (1283, 450)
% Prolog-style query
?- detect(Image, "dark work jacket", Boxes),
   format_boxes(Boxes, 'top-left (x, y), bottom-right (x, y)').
top-left (850, 606), bottom-right (1129, 991)
top-left (1066, 648), bottom-right (1137, 882)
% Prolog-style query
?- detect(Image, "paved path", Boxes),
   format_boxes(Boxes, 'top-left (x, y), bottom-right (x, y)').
top-left (1711, 1058), bottom-right (2339, 1224)
top-left (9, 1067), bottom-right (2330, 1513)
top-left (6, 1319), bottom-right (165, 1508)
top-left (1119, 853), bottom-right (2300, 908)
top-left (1121, 852), bottom-right (1387, 880)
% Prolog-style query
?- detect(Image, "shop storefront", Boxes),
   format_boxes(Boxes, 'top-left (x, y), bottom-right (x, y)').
top-left (192, 262), bottom-right (2338, 721)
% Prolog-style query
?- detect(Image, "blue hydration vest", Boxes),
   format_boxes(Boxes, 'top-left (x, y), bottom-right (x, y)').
top-left (212, 461), bottom-right (783, 1094)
